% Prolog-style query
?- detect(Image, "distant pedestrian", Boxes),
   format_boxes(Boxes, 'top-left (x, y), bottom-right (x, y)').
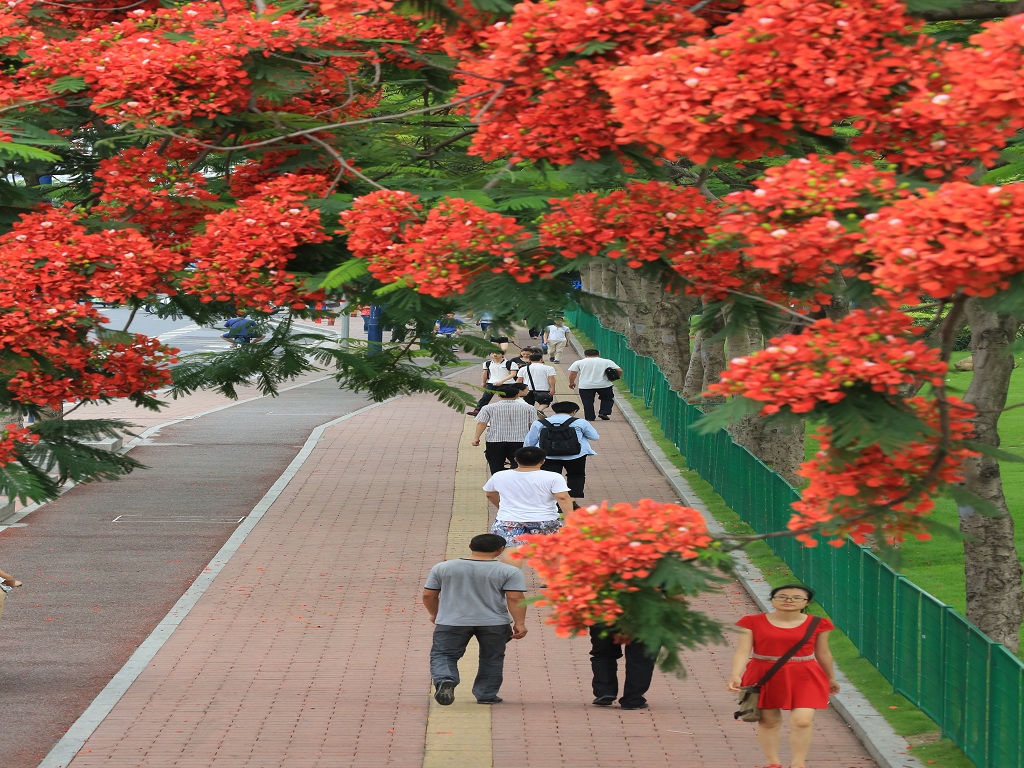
top-left (543, 318), bottom-right (571, 363)
top-left (590, 624), bottom-right (659, 710)
top-left (469, 351), bottom-right (520, 415)
top-left (568, 349), bottom-right (622, 421)
top-left (473, 386), bottom-right (537, 474)
top-left (0, 566), bottom-right (21, 622)
top-left (360, 305), bottom-right (371, 332)
top-left (434, 312), bottom-right (460, 338)
top-left (423, 533), bottom-right (528, 706)
top-left (222, 310), bottom-right (265, 346)
top-left (728, 584), bottom-right (839, 768)
top-left (524, 401), bottom-right (598, 501)
top-left (516, 353), bottom-right (556, 406)
top-left (483, 446), bottom-right (573, 567)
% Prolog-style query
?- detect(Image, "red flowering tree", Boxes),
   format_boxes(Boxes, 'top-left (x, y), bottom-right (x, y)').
top-left (0, 0), bottom-right (1023, 649)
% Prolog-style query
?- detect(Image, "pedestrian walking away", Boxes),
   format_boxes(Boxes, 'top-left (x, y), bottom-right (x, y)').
top-left (543, 317), bottom-right (571, 363)
top-left (589, 623), bottom-right (658, 711)
top-left (469, 351), bottom-right (520, 415)
top-left (473, 385), bottom-right (538, 474)
top-left (516, 353), bottom-right (556, 406)
top-left (483, 446), bottom-right (573, 567)
top-left (727, 584), bottom-right (839, 768)
top-left (568, 349), bottom-right (622, 421)
top-left (423, 534), bottom-right (528, 707)
top-left (0, 565), bottom-right (22, 623)
top-left (524, 401), bottom-right (598, 500)
top-left (434, 311), bottom-right (460, 338)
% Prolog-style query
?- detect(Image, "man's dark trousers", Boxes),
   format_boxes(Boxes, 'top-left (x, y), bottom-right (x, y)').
top-left (589, 624), bottom-right (657, 708)
top-left (542, 456), bottom-right (587, 498)
top-left (485, 441), bottom-right (523, 475)
top-left (579, 386), bottom-right (614, 420)
top-left (431, 624), bottom-right (513, 702)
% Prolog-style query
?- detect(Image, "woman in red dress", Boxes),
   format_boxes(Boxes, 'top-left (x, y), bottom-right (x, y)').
top-left (727, 585), bottom-right (839, 768)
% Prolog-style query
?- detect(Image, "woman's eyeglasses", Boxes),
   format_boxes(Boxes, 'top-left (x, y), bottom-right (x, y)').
top-left (772, 595), bottom-right (808, 602)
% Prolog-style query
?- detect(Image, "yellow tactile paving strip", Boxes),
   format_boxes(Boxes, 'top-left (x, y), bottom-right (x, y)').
top-left (423, 415), bottom-right (494, 768)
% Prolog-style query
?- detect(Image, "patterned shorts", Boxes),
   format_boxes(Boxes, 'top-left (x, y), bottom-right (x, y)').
top-left (491, 518), bottom-right (563, 547)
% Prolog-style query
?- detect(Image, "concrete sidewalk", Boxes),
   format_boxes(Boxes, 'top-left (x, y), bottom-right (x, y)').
top-left (34, 335), bottom-right (883, 768)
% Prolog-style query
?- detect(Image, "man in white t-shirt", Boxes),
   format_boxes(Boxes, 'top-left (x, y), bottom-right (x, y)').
top-left (483, 446), bottom-right (573, 566)
top-left (543, 318), bottom-right (571, 363)
top-left (516, 353), bottom-right (556, 406)
top-left (568, 348), bottom-right (622, 421)
top-left (468, 351), bottom-right (520, 415)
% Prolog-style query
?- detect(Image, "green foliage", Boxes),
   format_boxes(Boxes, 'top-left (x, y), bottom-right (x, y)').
top-left (0, 418), bottom-right (145, 503)
top-left (615, 554), bottom-right (730, 673)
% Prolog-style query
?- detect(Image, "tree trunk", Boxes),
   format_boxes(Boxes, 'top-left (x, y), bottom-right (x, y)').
top-left (959, 302), bottom-right (1024, 651)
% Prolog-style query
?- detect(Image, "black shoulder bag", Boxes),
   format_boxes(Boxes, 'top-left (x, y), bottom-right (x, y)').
top-left (734, 616), bottom-right (821, 723)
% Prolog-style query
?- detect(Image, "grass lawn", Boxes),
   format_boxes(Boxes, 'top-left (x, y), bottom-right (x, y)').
top-left (867, 351), bottom-right (1024, 649)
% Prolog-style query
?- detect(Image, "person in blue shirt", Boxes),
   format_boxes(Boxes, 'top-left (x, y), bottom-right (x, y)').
top-left (222, 311), bottom-right (265, 346)
top-left (523, 401), bottom-right (599, 501)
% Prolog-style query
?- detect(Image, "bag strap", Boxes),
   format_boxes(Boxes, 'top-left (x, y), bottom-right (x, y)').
top-left (753, 616), bottom-right (821, 688)
top-left (539, 418), bottom-right (554, 429)
top-left (526, 365), bottom-right (537, 390)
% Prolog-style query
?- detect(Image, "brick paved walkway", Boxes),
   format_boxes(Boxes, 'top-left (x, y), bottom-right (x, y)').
top-left (38, 333), bottom-right (877, 768)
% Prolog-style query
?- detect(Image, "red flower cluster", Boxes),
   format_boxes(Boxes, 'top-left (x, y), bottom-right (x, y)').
top-left (0, 209), bottom-right (189, 306)
top-left (455, 0), bottom-right (706, 164)
top-left (516, 499), bottom-right (711, 637)
top-left (181, 175), bottom-right (329, 308)
top-left (709, 310), bottom-right (947, 415)
top-left (539, 181), bottom-right (714, 267)
top-left (861, 182), bottom-right (1024, 300)
top-left (603, 0), bottom-right (940, 164)
top-left (341, 191), bottom-right (553, 297)
top-left (7, 335), bottom-right (176, 410)
top-left (706, 154), bottom-right (901, 300)
top-left (791, 397), bottom-right (977, 547)
top-left (0, 208), bottom-right (181, 409)
top-left (0, 424), bottom-right (40, 466)
top-left (93, 145), bottom-right (219, 246)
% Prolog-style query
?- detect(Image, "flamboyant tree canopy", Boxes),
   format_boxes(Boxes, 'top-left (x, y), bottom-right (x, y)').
top-left (1, 0), bottom-right (1023, 639)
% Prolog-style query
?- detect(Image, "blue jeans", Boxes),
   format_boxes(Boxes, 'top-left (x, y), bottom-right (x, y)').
top-left (430, 624), bottom-right (513, 701)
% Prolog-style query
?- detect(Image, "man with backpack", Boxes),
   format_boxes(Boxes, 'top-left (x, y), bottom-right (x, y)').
top-left (523, 401), bottom-right (600, 501)
top-left (468, 351), bottom-right (520, 416)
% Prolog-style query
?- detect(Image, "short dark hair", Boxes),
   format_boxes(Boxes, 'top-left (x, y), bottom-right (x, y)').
top-left (513, 382), bottom-right (528, 392)
top-left (514, 446), bottom-right (546, 466)
top-left (770, 584), bottom-right (815, 602)
top-left (584, 348), bottom-right (600, 357)
top-left (552, 401), bottom-right (579, 414)
top-left (497, 385), bottom-right (520, 398)
top-left (470, 533), bottom-right (507, 552)
top-left (529, 353), bottom-right (543, 362)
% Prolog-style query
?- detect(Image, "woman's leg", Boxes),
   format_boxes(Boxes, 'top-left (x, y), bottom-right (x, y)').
top-left (756, 708), bottom-right (784, 766)
top-left (787, 708), bottom-right (816, 768)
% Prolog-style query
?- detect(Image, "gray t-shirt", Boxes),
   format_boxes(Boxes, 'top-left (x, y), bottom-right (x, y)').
top-left (424, 558), bottom-right (527, 626)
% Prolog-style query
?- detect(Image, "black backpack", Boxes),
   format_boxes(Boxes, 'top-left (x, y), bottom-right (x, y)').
top-left (537, 417), bottom-right (581, 457)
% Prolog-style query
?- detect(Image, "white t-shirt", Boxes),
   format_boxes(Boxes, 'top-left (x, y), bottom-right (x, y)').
top-left (545, 324), bottom-right (569, 341)
top-left (483, 358), bottom-right (518, 384)
top-left (568, 356), bottom-right (621, 389)
top-left (483, 469), bottom-right (569, 522)
top-left (517, 362), bottom-right (556, 391)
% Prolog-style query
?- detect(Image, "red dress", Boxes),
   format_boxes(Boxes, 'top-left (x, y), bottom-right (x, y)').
top-left (737, 613), bottom-right (834, 710)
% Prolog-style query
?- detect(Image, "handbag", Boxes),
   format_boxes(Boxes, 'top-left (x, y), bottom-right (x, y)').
top-left (605, 366), bottom-right (621, 381)
top-left (734, 616), bottom-right (821, 723)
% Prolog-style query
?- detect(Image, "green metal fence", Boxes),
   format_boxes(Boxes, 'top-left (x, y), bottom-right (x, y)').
top-left (569, 309), bottom-right (1024, 768)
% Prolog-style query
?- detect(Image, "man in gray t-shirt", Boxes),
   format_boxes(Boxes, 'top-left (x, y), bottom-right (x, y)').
top-left (423, 533), bottom-right (528, 706)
